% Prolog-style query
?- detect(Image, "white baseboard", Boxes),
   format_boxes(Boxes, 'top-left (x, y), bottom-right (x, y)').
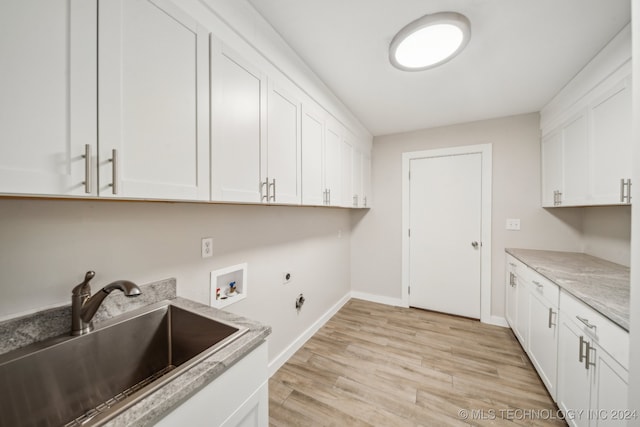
top-left (350, 291), bottom-right (405, 307)
top-left (486, 315), bottom-right (509, 328)
top-left (268, 292), bottom-right (351, 377)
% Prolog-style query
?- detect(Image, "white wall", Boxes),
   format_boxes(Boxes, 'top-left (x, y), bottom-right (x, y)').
top-left (0, 199), bottom-right (351, 363)
top-left (582, 206), bottom-right (631, 266)
top-left (351, 113), bottom-right (586, 319)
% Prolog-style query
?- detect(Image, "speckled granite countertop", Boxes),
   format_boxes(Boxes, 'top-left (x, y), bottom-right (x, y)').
top-left (0, 278), bottom-right (271, 426)
top-left (506, 248), bottom-right (630, 331)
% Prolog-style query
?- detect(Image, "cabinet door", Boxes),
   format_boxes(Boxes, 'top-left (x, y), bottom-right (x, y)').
top-left (557, 314), bottom-right (592, 427)
top-left (0, 0), bottom-right (97, 196)
top-left (541, 130), bottom-right (563, 207)
top-left (99, 0), bottom-right (209, 200)
top-left (340, 137), bottom-right (353, 207)
top-left (155, 343), bottom-right (268, 426)
top-left (351, 148), bottom-right (363, 207)
top-left (301, 103), bottom-right (325, 206)
top-left (267, 82), bottom-right (301, 204)
top-left (362, 152), bottom-right (372, 207)
top-left (590, 344), bottom-right (628, 427)
top-left (324, 121), bottom-right (342, 206)
top-left (211, 41), bottom-right (267, 203)
top-left (562, 112), bottom-right (589, 206)
top-left (528, 293), bottom-right (559, 400)
top-left (220, 382), bottom-right (268, 427)
top-left (589, 77), bottom-right (632, 205)
top-left (514, 278), bottom-right (529, 348)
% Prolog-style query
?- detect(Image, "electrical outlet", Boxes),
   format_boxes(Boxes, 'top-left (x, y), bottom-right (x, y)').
top-left (282, 272), bottom-right (292, 284)
top-left (506, 219), bottom-right (521, 231)
top-left (201, 237), bottom-right (213, 258)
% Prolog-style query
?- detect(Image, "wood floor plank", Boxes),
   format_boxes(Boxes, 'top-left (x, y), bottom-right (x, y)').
top-left (269, 299), bottom-right (565, 426)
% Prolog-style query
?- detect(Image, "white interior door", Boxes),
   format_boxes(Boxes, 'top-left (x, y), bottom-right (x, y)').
top-left (409, 153), bottom-right (482, 318)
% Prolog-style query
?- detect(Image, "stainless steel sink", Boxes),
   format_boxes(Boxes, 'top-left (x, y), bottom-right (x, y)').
top-left (0, 300), bottom-right (248, 427)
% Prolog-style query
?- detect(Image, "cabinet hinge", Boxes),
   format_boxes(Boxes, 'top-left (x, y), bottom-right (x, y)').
top-left (408, 228), bottom-right (411, 237)
top-left (408, 285), bottom-right (411, 295)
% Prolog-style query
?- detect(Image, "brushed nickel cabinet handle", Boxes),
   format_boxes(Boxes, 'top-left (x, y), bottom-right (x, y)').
top-left (82, 144), bottom-right (91, 194)
top-left (621, 178), bottom-right (625, 203)
top-left (585, 341), bottom-right (596, 369)
top-left (269, 178), bottom-right (276, 202)
top-left (363, 196), bottom-right (367, 207)
top-left (109, 149), bottom-right (118, 195)
top-left (579, 336), bottom-right (586, 364)
top-left (261, 178), bottom-right (269, 202)
top-left (548, 308), bottom-right (556, 328)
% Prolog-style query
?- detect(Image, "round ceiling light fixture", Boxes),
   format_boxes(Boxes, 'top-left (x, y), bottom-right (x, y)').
top-left (389, 11), bottom-right (471, 71)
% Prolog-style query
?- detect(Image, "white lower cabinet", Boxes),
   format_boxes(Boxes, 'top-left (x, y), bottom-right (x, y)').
top-left (155, 342), bottom-right (268, 426)
top-left (557, 292), bottom-right (629, 427)
top-left (528, 290), bottom-right (559, 400)
top-left (504, 253), bottom-right (629, 425)
top-left (557, 314), bottom-right (592, 427)
top-left (505, 256), bottom-right (519, 329)
top-left (514, 276), bottom-right (529, 347)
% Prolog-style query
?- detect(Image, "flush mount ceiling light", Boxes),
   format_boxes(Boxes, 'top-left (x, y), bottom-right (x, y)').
top-left (389, 11), bottom-right (471, 71)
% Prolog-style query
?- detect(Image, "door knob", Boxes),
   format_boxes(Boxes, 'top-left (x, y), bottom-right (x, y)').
top-left (471, 241), bottom-right (479, 249)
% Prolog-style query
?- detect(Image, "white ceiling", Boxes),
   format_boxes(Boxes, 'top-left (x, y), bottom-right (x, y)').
top-left (246, 0), bottom-right (630, 136)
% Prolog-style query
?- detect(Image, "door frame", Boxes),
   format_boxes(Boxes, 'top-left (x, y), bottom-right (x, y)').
top-left (401, 143), bottom-right (492, 323)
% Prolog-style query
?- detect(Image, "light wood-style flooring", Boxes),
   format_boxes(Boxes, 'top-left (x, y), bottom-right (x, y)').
top-left (269, 299), bottom-right (566, 426)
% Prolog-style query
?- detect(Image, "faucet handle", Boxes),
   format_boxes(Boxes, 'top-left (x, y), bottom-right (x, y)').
top-left (72, 271), bottom-right (96, 296)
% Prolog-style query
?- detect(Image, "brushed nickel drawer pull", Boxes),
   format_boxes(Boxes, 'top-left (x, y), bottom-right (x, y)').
top-left (576, 316), bottom-right (596, 329)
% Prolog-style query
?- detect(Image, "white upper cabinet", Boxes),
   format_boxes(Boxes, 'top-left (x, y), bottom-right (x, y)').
top-left (351, 147), bottom-right (363, 208)
top-left (324, 120), bottom-right (343, 207)
top-left (0, 0), bottom-right (372, 207)
top-left (561, 111), bottom-right (589, 206)
top-left (266, 81), bottom-right (302, 204)
top-left (99, 0), bottom-right (210, 201)
top-left (540, 25), bottom-right (631, 207)
top-left (0, 0), bottom-right (97, 196)
top-left (541, 131), bottom-right (563, 207)
top-left (301, 102), bottom-right (326, 206)
top-left (589, 75), bottom-right (632, 204)
top-left (211, 40), bottom-right (266, 203)
top-left (340, 135), bottom-right (353, 207)
top-left (362, 151), bottom-right (372, 208)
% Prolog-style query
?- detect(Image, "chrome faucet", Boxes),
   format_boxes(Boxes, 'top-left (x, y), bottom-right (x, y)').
top-left (71, 271), bottom-right (141, 336)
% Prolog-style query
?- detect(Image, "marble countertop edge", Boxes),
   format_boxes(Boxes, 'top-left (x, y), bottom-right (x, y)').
top-left (505, 248), bottom-right (630, 331)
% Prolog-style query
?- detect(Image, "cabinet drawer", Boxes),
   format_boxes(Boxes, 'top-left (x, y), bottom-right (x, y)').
top-left (506, 254), bottom-right (527, 278)
top-left (526, 273), bottom-right (559, 307)
top-left (560, 291), bottom-right (629, 369)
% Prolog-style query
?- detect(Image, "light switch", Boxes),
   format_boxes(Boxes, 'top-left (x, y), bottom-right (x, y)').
top-left (506, 219), bottom-right (521, 231)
